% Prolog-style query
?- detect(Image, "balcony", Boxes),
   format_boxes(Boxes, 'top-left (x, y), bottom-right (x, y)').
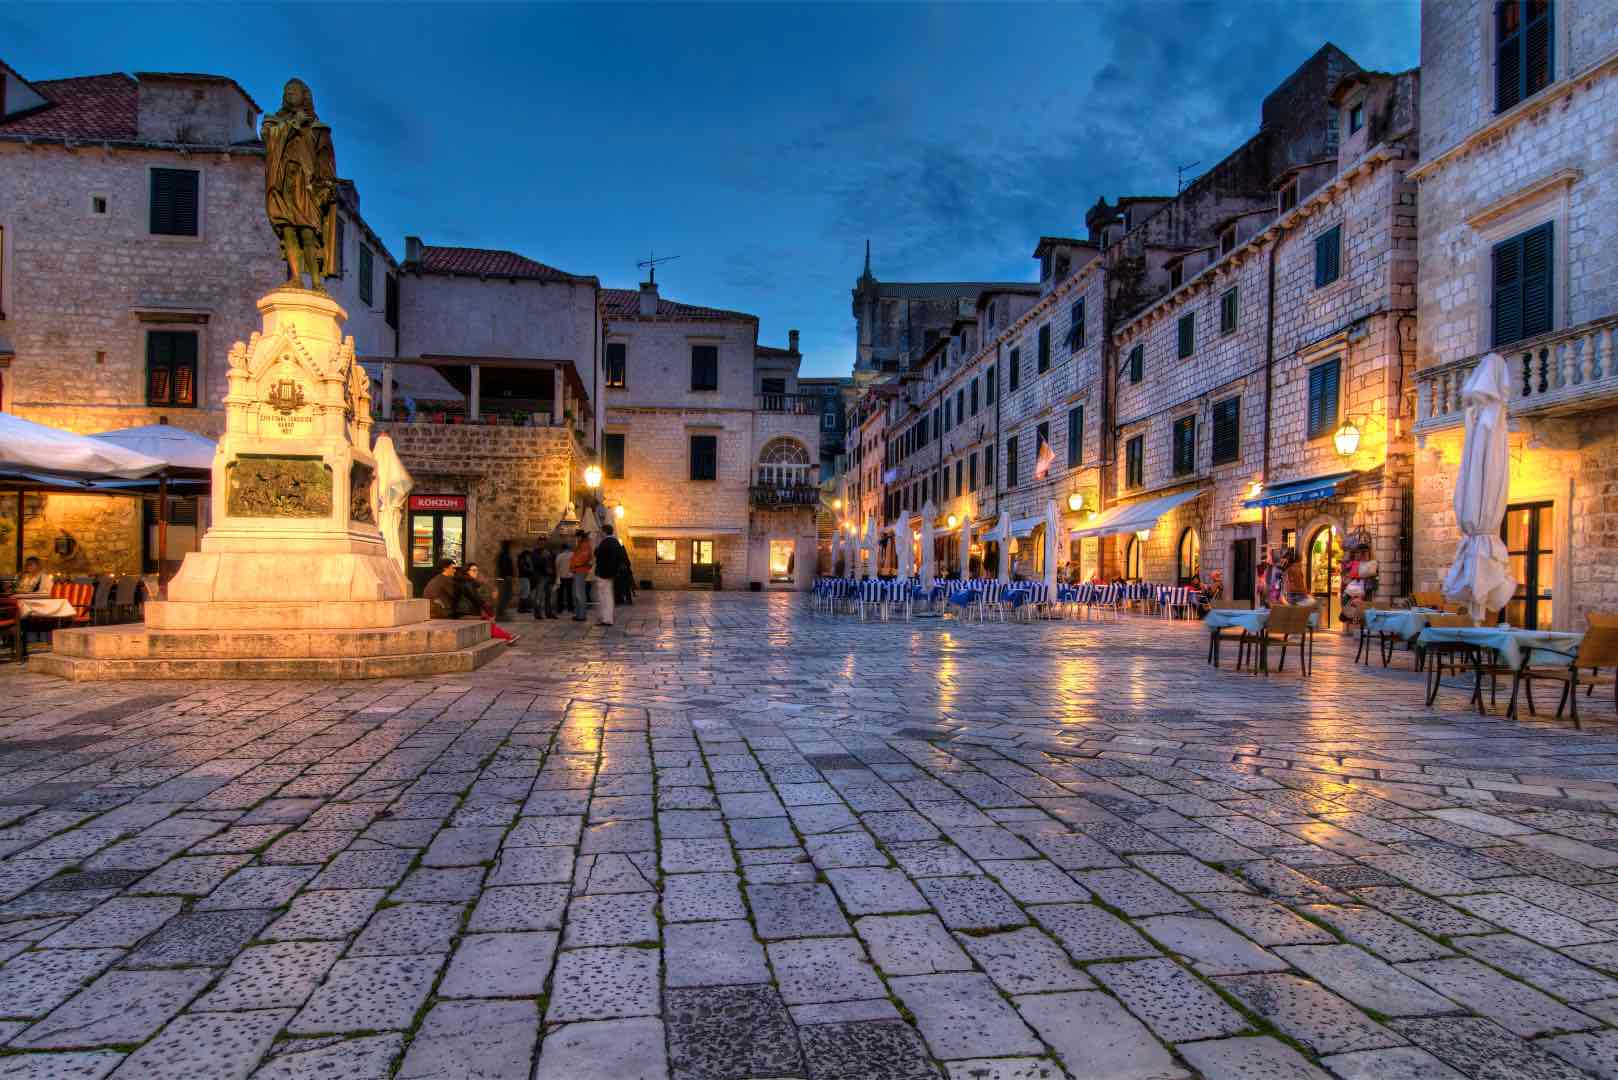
top-left (1415, 316), bottom-right (1618, 433)
top-left (756, 392), bottom-right (821, 415)
top-left (750, 484), bottom-right (822, 509)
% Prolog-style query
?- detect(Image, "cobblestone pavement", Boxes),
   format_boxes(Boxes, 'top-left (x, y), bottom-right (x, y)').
top-left (7, 592), bottom-right (1618, 1078)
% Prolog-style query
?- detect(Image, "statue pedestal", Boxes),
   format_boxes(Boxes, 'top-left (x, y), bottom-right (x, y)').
top-left (39, 288), bottom-right (501, 681)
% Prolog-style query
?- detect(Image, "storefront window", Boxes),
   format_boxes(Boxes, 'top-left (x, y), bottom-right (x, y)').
top-left (655, 539), bottom-right (677, 564)
top-left (769, 540), bottom-right (795, 583)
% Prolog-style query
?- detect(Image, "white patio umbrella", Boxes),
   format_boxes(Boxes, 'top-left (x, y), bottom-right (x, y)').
top-left (994, 513), bottom-right (1012, 584)
top-left (920, 502), bottom-right (936, 582)
top-left (959, 516), bottom-right (974, 578)
top-left (1043, 498), bottom-right (1061, 597)
top-left (829, 528), bottom-right (841, 576)
top-left (90, 424), bottom-right (216, 472)
top-left (1, 413), bottom-right (164, 478)
top-left (864, 518), bottom-right (879, 579)
top-left (1442, 351), bottom-right (1516, 623)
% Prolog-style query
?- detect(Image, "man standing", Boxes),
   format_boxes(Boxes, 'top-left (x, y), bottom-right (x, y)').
top-left (555, 536), bottom-right (574, 617)
top-left (532, 540), bottom-right (556, 620)
top-left (496, 540), bottom-right (516, 619)
top-left (594, 524), bottom-right (626, 626)
top-left (569, 529), bottom-right (593, 622)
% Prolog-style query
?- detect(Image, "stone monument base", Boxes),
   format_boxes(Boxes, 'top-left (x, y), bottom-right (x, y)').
top-left (34, 618), bottom-right (503, 681)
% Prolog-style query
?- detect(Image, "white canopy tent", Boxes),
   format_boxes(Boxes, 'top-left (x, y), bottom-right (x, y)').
top-left (1443, 352), bottom-right (1516, 622)
top-left (919, 502), bottom-right (936, 581)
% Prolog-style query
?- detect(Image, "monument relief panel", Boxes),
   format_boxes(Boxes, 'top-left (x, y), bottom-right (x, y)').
top-left (227, 455), bottom-right (333, 518)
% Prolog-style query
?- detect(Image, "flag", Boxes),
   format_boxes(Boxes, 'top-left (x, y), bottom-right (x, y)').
top-left (1034, 438), bottom-right (1055, 479)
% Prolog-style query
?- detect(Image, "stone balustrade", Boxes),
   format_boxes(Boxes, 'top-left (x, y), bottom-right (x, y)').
top-left (1415, 316), bottom-right (1618, 433)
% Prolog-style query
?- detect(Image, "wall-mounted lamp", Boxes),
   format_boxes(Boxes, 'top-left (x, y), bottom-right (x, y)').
top-left (583, 464), bottom-right (602, 489)
top-left (1247, 480), bottom-right (1264, 499)
top-left (1135, 528), bottom-right (1152, 543)
top-left (613, 504), bottom-right (625, 520)
top-left (833, 498), bottom-right (843, 510)
top-left (946, 514), bottom-right (959, 528)
top-left (1066, 492), bottom-right (1084, 512)
top-left (1333, 419), bottom-right (1361, 458)
top-left (1088, 510), bottom-right (1099, 522)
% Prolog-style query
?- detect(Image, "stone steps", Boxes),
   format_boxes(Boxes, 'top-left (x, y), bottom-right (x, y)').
top-left (49, 619), bottom-right (491, 660)
top-left (32, 636), bottom-right (506, 681)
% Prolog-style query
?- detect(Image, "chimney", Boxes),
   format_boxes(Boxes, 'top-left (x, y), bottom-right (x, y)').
top-left (405, 236), bottom-right (423, 265)
top-left (638, 280), bottom-right (659, 317)
top-left (788, 329), bottom-right (800, 354)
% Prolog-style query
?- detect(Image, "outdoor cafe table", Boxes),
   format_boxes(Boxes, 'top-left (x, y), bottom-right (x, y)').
top-left (14, 594), bottom-right (75, 619)
top-left (1416, 625), bottom-right (1584, 715)
top-left (1205, 607), bottom-right (1318, 673)
top-left (1361, 607), bottom-right (1444, 667)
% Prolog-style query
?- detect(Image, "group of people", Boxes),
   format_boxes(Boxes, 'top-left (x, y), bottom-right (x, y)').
top-left (425, 523), bottom-right (634, 641)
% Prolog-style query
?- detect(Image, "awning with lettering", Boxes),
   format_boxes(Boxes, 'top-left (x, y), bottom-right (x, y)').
top-left (1070, 487), bottom-right (1205, 540)
top-left (1243, 471), bottom-right (1358, 509)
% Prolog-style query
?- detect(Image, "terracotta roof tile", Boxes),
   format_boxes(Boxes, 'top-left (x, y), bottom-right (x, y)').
top-left (0, 73), bottom-right (138, 141)
top-left (415, 245), bottom-right (585, 283)
top-left (601, 288), bottom-right (753, 323)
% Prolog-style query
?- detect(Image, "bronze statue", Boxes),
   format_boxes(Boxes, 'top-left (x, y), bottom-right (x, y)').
top-left (262, 78), bottom-right (337, 290)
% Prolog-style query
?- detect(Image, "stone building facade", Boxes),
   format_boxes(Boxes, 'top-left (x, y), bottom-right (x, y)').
top-left (1411, 0), bottom-right (1618, 630)
top-left (0, 62), bottom-right (397, 577)
top-left (849, 245), bottom-right (1021, 376)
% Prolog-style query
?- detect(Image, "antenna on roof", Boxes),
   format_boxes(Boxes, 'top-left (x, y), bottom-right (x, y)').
top-left (1176, 161), bottom-right (1202, 194)
top-left (637, 249), bottom-right (680, 284)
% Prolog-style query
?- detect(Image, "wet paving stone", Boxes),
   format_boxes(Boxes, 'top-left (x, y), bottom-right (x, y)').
top-left (547, 945), bottom-right (661, 1020)
top-left (287, 954), bottom-right (443, 1034)
top-left (1219, 971), bottom-right (1405, 1053)
top-left (665, 985), bottom-right (804, 1080)
top-left (954, 926), bottom-right (1093, 994)
top-left (798, 1019), bottom-right (938, 1080)
top-left (14, 968), bottom-right (212, 1048)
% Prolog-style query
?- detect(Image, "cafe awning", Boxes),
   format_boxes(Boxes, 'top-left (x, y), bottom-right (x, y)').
top-left (1243, 471), bottom-right (1358, 509)
top-left (635, 526), bottom-right (744, 538)
top-left (1070, 487), bottom-right (1205, 540)
top-left (1010, 516), bottom-right (1042, 538)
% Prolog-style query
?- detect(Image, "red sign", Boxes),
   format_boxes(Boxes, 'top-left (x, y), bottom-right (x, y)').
top-left (409, 495), bottom-right (465, 512)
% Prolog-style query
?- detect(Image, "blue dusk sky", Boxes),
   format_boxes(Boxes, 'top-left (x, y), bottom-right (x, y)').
top-left (3, 2), bottom-right (1419, 376)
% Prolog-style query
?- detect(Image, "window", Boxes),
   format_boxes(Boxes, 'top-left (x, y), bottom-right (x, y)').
top-left (1036, 423), bottom-right (1050, 475)
top-left (987, 301), bottom-right (996, 330)
top-left (1068, 299), bottom-right (1086, 350)
top-left (1348, 102), bottom-right (1364, 134)
top-left (1211, 396), bottom-right (1241, 465)
top-left (91, 195), bottom-right (108, 216)
top-left (760, 377), bottom-right (785, 395)
top-left (1169, 263), bottom-right (1183, 290)
top-left (691, 345), bottom-right (719, 391)
top-left (984, 444), bottom-right (995, 488)
top-left (1314, 225), bottom-right (1342, 288)
top-left (1128, 343), bottom-right (1144, 384)
top-left (1172, 416), bottom-right (1196, 476)
top-left (943, 398), bottom-right (952, 433)
top-left (769, 540), bottom-right (795, 583)
top-left (955, 388), bottom-right (965, 424)
top-left (1006, 436), bottom-right (1019, 487)
top-left (1219, 226), bottom-right (1236, 256)
top-left (1177, 528), bottom-right (1201, 584)
top-left (1124, 536), bottom-right (1143, 581)
top-left (1037, 324), bottom-right (1051, 373)
top-left (1220, 288), bottom-right (1239, 335)
top-left (1067, 405), bottom-right (1083, 468)
top-left (689, 434), bottom-right (718, 481)
top-left (1125, 435), bottom-right (1144, 489)
top-left (1492, 221), bottom-right (1554, 347)
top-left (606, 342), bottom-right (627, 388)
top-left (955, 458), bottom-right (963, 495)
top-left (1306, 358), bottom-right (1342, 440)
top-left (385, 273), bottom-right (399, 330)
top-left (1496, 0), bottom-right (1554, 114)
top-left (149, 168), bottom-right (199, 236)
top-left (970, 379), bottom-right (978, 416)
top-left (1008, 348), bottom-right (1021, 391)
top-left (334, 217), bottom-right (346, 276)
top-left (969, 453), bottom-right (978, 491)
top-left (601, 433), bottom-right (626, 480)
top-left (1279, 179), bottom-right (1299, 213)
top-left (1177, 314), bottom-right (1195, 359)
top-left (146, 331), bottom-right (198, 407)
top-left (986, 365), bottom-right (997, 404)
top-left (358, 244), bottom-right (374, 305)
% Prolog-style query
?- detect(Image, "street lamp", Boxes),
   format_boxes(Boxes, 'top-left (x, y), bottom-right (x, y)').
top-left (833, 497), bottom-right (843, 510)
top-left (1135, 528), bottom-right (1152, 543)
top-left (1333, 419), bottom-right (1361, 458)
top-left (946, 514), bottom-right (958, 529)
top-left (1066, 492), bottom-right (1084, 512)
top-left (584, 464), bottom-right (602, 490)
top-left (613, 504), bottom-right (625, 520)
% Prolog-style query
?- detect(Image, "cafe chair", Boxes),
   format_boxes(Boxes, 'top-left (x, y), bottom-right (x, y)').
top-left (1510, 627), bottom-right (1618, 728)
top-left (1412, 590), bottom-right (1448, 610)
top-left (0, 598), bottom-right (20, 663)
top-left (1238, 604), bottom-right (1314, 676)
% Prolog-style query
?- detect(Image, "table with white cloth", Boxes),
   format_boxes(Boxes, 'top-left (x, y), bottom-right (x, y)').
top-left (1360, 607), bottom-right (1444, 667)
top-left (1416, 625), bottom-right (1584, 715)
top-left (15, 594), bottom-right (76, 619)
top-left (1206, 607), bottom-right (1318, 671)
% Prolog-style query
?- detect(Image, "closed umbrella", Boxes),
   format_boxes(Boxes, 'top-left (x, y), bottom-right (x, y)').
top-left (372, 433), bottom-right (413, 576)
top-left (896, 519), bottom-right (913, 580)
top-left (1043, 498), bottom-right (1061, 598)
top-left (920, 502), bottom-right (936, 582)
top-left (1442, 351), bottom-right (1516, 623)
top-left (864, 518), bottom-right (879, 579)
top-left (994, 514), bottom-right (1012, 584)
top-left (959, 516), bottom-right (973, 578)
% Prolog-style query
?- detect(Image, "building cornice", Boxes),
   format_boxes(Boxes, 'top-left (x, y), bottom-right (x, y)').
top-left (1465, 168), bottom-right (1583, 230)
top-left (1408, 47), bottom-right (1618, 183)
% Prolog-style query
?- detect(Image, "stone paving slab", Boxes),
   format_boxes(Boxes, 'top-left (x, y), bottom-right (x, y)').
top-left (15, 594), bottom-right (1618, 1076)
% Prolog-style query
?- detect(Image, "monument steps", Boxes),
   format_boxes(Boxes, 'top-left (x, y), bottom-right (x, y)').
top-left (32, 636), bottom-right (505, 682)
top-left (49, 618), bottom-right (490, 660)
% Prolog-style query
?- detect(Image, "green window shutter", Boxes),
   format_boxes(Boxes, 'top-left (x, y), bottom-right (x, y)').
top-left (955, 459), bottom-right (963, 493)
top-left (358, 246), bottom-right (374, 304)
top-left (385, 273), bottom-right (399, 330)
top-left (1038, 324), bottom-right (1051, 373)
top-left (691, 346), bottom-right (718, 391)
top-left (1496, 1), bottom-right (1555, 113)
top-left (1007, 437), bottom-right (1019, 488)
top-left (1172, 417), bottom-right (1195, 475)
top-left (1126, 437), bottom-right (1143, 488)
top-left (1009, 349), bottom-right (1021, 391)
top-left (1067, 405), bottom-right (1083, 468)
top-left (150, 168), bottom-right (199, 236)
top-left (984, 444), bottom-right (994, 486)
top-left (604, 433), bottom-right (625, 479)
top-left (690, 435), bottom-right (717, 480)
top-left (1066, 300), bottom-right (1085, 350)
top-left (970, 380), bottom-right (978, 416)
top-left (1520, 221), bottom-right (1554, 341)
top-left (1220, 288), bottom-right (1238, 334)
top-left (1212, 397), bottom-right (1240, 464)
top-left (1314, 226), bottom-right (1341, 288)
top-left (1307, 359), bottom-right (1341, 439)
top-left (969, 453), bottom-right (977, 490)
top-left (986, 365), bottom-right (997, 403)
top-left (1177, 314), bottom-right (1195, 359)
top-left (1493, 233), bottom-right (1524, 346)
top-left (1128, 344), bottom-right (1144, 384)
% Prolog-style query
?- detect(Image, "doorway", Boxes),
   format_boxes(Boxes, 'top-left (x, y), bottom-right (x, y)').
top-left (1306, 525), bottom-right (1341, 628)
top-left (1502, 501), bottom-right (1554, 628)
top-left (407, 495), bottom-right (466, 595)
top-left (769, 539), bottom-right (795, 584)
top-left (691, 539), bottom-right (716, 586)
top-left (1231, 538), bottom-right (1256, 609)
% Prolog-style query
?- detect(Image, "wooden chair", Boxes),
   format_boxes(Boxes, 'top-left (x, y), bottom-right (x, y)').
top-left (1354, 606), bottom-right (1382, 665)
top-left (1510, 627), bottom-right (1618, 728)
top-left (0, 598), bottom-right (20, 663)
top-left (1413, 590), bottom-right (1447, 610)
top-left (1239, 604), bottom-right (1314, 676)
top-left (90, 578), bottom-right (114, 625)
top-left (1588, 613), bottom-right (1618, 629)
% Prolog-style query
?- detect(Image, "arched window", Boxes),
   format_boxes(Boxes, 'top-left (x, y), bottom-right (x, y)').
top-left (1124, 536), bottom-right (1143, 581)
top-left (1177, 528), bottom-right (1201, 584)
top-left (757, 438), bottom-right (812, 487)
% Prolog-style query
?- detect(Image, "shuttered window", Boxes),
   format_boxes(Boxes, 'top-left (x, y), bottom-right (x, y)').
top-left (970, 379), bottom-right (978, 416)
top-left (955, 458), bottom-right (963, 495)
top-left (146, 331), bottom-right (198, 407)
top-left (691, 345), bottom-right (719, 391)
top-left (1067, 405), bottom-right (1083, 468)
top-left (1037, 324), bottom-right (1051, 373)
top-left (1307, 359), bottom-right (1342, 440)
top-left (689, 434), bottom-right (717, 481)
top-left (1128, 344), bottom-right (1144, 384)
top-left (358, 245), bottom-right (374, 305)
top-left (1008, 348), bottom-right (1021, 391)
top-left (603, 433), bottom-right (626, 479)
top-left (1496, 0), bottom-right (1554, 114)
top-left (969, 453), bottom-right (978, 491)
top-left (384, 273), bottom-right (399, 330)
top-left (956, 388), bottom-right (965, 424)
top-left (984, 444), bottom-right (995, 488)
top-left (1493, 221), bottom-right (1554, 347)
top-left (1172, 416), bottom-right (1196, 476)
top-left (1125, 436), bottom-right (1144, 489)
top-left (149, 168), bottom-right (199, 236)
top-left (1220, 288), bottom-right (1238, 335)
top-left (1006, 436), bottom-right (1019, 488)
top-left (1067, 299), bottom-right (1085, 350)
top-left (1314, 225), bottom-right (1342, 288)
top-left (1212, 396), bottom-right (1240, 465)
top-left (986, 365), bottom-right (997, 403)
top-left (1177, 314), bottom-right (1195, 359)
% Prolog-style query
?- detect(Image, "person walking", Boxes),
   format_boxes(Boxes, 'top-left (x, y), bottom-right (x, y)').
top-left (533, 540), bottom-right (556, 620)
top-left (569, 529), bottom-right (593, 622)
top-left (515, 545), bottom-right (534, 614)
top-left (555, 536), bottom-right (574, 616)
top-left (593, 524), bottom-right (627, 626)
top-left (495, 540), bottom-right (515, 620)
